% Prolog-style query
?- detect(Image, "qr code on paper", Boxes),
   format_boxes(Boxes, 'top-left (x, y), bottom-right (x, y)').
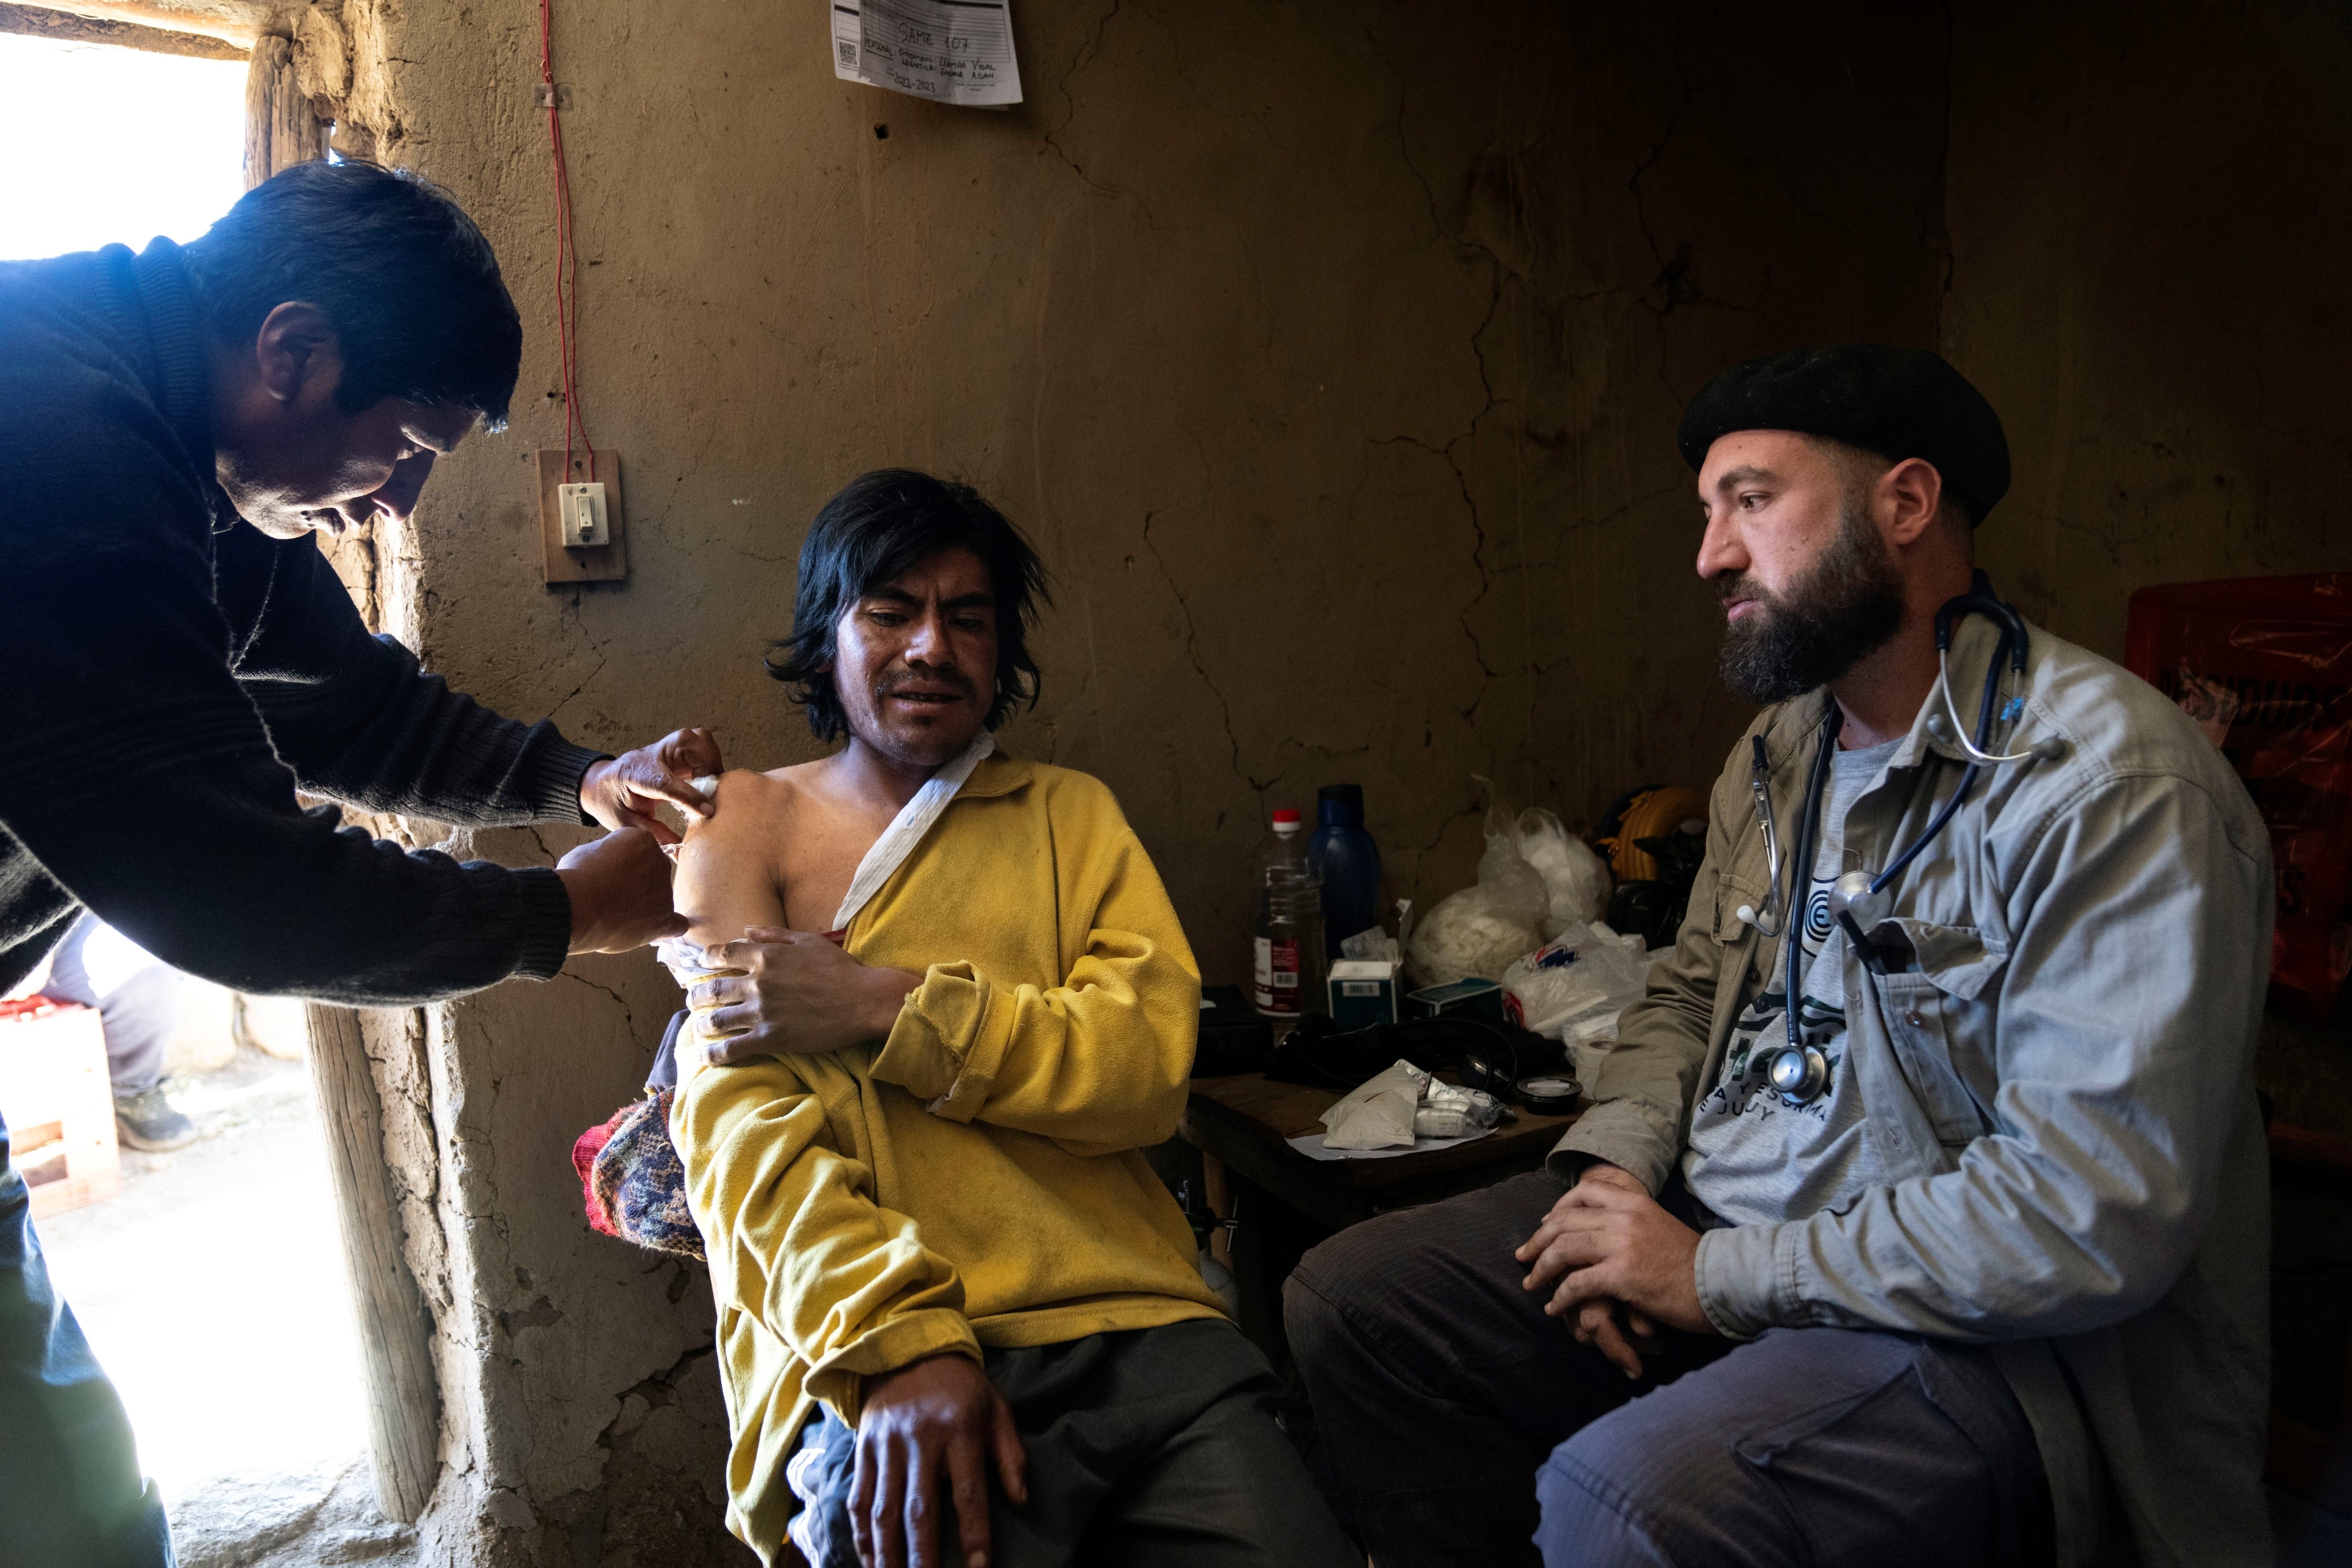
top-left (837, 40), bottom-right (858, 66)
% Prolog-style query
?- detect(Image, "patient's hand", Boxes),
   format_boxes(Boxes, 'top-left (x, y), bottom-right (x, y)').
top-left (688, 925), bottom-right (920, 1064)
top-left (1517, 1163), bottom-right (1709, 1374)
top-left (854, 1352), bottom-right (1028, 1568)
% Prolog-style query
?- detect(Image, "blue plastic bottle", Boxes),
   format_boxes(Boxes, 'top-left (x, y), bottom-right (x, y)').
top-left (1309, 783), bottom-right (1383, 958)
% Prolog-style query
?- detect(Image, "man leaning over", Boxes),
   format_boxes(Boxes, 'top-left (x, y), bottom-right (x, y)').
top-left (1286, 346), bottom-right (2272, 1567)
top-left (668, 469), bottom-right (1357, 1568)
top-left (1, 160), bottom-right (722, 1566)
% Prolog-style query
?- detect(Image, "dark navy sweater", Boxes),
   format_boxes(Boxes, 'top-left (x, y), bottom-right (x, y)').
top-left (0, 237), bottom-right (598, 1004)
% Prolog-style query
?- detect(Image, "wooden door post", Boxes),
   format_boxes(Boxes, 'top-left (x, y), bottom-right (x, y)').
top-left (305, 1004), bottom-right (441, 1521)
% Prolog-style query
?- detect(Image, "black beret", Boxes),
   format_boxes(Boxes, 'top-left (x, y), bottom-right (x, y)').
top-left (1676, 344), bottom-right (2011, 524)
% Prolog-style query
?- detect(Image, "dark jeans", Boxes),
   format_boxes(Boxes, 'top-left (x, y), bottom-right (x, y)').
top-left (0, 1109), bottom-right (175, 1567)
top-left (1284, 1170), bottom-right (2054, 1568)
top-left (785, 1318), bottom-right (1357, 1568)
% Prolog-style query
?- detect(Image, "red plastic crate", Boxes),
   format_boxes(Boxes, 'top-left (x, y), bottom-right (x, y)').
top-left (2125, 573), bottom-right (2352, 1016)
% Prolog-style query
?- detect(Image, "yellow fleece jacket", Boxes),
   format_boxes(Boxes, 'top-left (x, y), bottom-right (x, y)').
top-left (672, 755), bottom-right (1225, 1563)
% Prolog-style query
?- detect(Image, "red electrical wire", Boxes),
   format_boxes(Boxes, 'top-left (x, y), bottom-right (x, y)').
top-left (540, 0), bottom-right (595, 482)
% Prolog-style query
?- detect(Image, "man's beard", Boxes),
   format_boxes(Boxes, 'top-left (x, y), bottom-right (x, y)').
top-left (1714, 502), bottom-right (1907, 705)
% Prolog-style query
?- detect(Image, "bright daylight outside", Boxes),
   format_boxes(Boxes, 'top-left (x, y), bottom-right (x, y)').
top-left (0, 26), bottom-right (397, 1566)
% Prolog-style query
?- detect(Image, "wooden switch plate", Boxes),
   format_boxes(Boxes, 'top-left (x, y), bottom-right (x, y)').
top-left (535, 448), bottom-right (628, 584)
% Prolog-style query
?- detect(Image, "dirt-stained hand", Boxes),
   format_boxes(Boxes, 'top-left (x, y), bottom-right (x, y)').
top-left (851, 1352), bottom-right (1028, 1568)
top-left (688, 926), bottom-right (919, 1063)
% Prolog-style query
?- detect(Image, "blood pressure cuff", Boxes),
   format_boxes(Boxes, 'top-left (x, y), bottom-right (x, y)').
top-left (646, 1008), bottom-right (689, 1092)
top-left (1267, 1012), bottom-right (1566, 1099)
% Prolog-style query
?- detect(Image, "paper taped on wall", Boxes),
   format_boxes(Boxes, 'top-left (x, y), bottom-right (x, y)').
top-left (830, 0), bottom-right (1023, 107)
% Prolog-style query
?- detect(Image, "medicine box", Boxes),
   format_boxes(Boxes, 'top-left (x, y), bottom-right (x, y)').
top-left (1327, 960), bottom-right (1400, 1029)
top-left (1405, 976), bottom-right (1505, 1022)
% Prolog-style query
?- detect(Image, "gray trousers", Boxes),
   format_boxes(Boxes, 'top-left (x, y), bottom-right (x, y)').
top-left (1284, 1171), bottom-right (2054, 1568)
top-left (783, 1317), bottom-right (1357, 1568)
top-left (40, 915), bottom-right (180, 1094)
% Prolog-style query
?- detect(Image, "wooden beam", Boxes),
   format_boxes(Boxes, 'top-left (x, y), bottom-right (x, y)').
top-left (306, 1004), bottom-right (442, 1523)
top-left (4, 0), bottom-right (268, 49)
top-left (244, 31), bottom-right (324, 189)
top-left (0, 2), bottom-right (246, 60)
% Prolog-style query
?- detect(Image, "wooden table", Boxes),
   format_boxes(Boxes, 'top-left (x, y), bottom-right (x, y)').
top-left (1179, 1071), bottom-right (1583, 1357)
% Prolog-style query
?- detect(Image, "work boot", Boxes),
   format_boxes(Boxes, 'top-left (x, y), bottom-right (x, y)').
top-left (113, 1085), bottom-right (198, 1151)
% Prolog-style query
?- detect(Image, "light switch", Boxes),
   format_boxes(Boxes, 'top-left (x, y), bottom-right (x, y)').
top-left (536, 450), bottom-right (626, 585)
top-left (558, 482), bottom-right (608, 548)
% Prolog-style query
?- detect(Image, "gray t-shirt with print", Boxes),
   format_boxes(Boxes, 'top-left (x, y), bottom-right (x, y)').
top-left (1680, 738), bottom-right (1899, 1227)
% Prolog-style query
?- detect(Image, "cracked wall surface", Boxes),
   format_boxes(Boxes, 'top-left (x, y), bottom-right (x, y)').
top-left (358, 1), bottom-right (1956, 1561)
top-left (1944, 0), bottom-right (2352, 1136)
top-left (1948, 0), bottom-right (2352, 652)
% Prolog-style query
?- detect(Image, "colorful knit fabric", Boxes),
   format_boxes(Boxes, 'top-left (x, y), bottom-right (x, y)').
top-left (579, 1090), bottom-right (705, 1259)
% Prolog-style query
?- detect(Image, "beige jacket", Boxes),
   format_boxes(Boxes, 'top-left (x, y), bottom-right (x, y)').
top-left (1553, 613), bottom-right (2273, 1568)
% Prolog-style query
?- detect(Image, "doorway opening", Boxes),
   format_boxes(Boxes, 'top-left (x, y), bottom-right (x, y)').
top-left (0, 30), bottom-right (245, 260)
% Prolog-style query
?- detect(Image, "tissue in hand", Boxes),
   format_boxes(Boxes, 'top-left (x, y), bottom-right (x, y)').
top-left (1319, 1060), bottom-right (1431, 1150)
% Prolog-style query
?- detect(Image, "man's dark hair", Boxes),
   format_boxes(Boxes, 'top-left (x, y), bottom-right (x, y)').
top-left (767, 470), bottom-right (1051, 742)
top-left (182, 160), bottom-right (523, 427)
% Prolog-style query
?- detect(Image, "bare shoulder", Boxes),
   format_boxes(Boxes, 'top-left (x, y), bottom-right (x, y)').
top-left (684, 768), bottom-right (797, 844)
top-left (764, 757), bottom-right (833, 790)
top-left (675, 770), bottom-right (791, 940)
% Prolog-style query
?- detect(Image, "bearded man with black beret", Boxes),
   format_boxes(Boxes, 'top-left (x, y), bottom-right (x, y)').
top-left (1285, 345), bottom-right (2273, 1568)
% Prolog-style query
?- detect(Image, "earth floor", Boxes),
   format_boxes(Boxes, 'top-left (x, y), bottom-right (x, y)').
top-left (35, 1045), bottom-right (416, 1566)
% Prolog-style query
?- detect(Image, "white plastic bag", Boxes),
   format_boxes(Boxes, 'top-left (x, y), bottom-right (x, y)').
top-left (1319, 1059), bottom-right (1430, 1150)
top-left (1407, 790), bottom-right (1549, 987)
top-left (1516, 808), bottom-right (1612, 937)
top-left (1500, 921), bottom-right (1653, 1047)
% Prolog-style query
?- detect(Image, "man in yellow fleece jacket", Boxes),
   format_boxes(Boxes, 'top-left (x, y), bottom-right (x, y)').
top-left (669, 470), bottom-right (1357, 1568)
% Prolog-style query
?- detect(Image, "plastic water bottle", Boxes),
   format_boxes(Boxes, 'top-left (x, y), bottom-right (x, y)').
top-left (1253, 809), bottom-right (1328, 1018)
top-left (1309, 783), bottom-right (1382, 958)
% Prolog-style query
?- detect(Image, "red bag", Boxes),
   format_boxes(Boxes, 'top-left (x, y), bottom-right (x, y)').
top-left (572, 1108), bottom-right (626, 1238)
top-left (2125, 573), bottom-right (2352, 1015)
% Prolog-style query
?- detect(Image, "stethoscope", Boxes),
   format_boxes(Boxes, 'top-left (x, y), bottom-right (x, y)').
top-left (1733, 572), bottom-right (2066, 1105)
